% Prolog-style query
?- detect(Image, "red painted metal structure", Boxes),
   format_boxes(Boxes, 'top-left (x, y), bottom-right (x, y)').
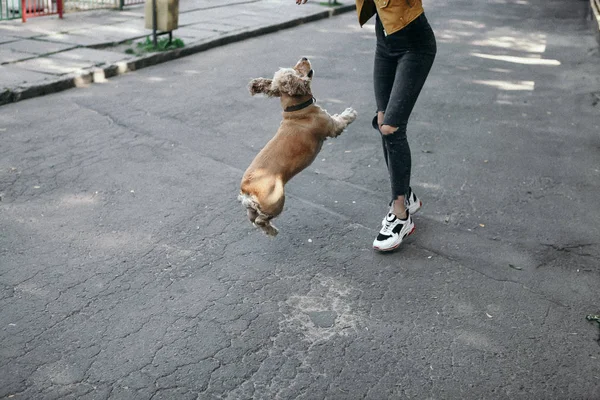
top-left (16, 0), bottom-right (143, 22)
top-left (21, 0), bottom-right (62, 21)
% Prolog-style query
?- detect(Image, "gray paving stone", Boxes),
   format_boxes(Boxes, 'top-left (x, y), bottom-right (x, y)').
top-left (0, 48), bottom-right (36, 64)
top-left (42, 31), bottom-right (130, 47)
top-left (0, 34), bottom-right (19, 45)
top-left (178, 0), bottom-right (215, 13)
top-left (48, 47), bottom-right (132, 65)
top-left (0, 24), bottom-right (43, 39)
top-left (36, 33), bottom-right (110, 47)
top-left (117, 7), bottom-right (144, 18)
top-left (0, 38), bottom-right (75, 55)
top-left (21, 19), bottom-right (105, 32)
top-left (182, 21), bottom-right (240, 34)
top-left (86, 21), bottom-right (146, 38)
top-left (170, 27), bottom-right (220, 42)
top-left (212, 12), bottom-right (284, 29)
top-left (15, 56), bottom-right (92, 75)
top-left (66, 22), bottom-right (147, 45)
top-left (177, 9), bottom-right (235, 26)
top-left (104, 17), bottom-right (145, 29)
top-left (176, 0), bottom-right (243, 13)
top-left (0, 64), bottom-right (52, 87)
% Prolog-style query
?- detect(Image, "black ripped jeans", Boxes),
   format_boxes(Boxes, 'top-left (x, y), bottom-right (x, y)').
top-left (373, 13), bottom-right (436, 201)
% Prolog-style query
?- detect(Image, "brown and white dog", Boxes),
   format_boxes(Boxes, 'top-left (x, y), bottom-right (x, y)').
top-left (239, 57), bottom-right (357, 236)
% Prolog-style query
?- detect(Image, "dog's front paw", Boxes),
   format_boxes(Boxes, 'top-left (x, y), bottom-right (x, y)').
top-left (341, 107), bottom-right (358, 123)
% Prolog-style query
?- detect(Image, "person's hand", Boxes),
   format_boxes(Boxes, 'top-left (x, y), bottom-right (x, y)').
top-left (296, 0), bottom-right (308, 4)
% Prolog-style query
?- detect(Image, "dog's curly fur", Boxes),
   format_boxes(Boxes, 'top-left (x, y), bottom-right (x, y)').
top-left (249, 68), bottom-right (312, 98)
top-left (239, 58), bottom-right (357, 236)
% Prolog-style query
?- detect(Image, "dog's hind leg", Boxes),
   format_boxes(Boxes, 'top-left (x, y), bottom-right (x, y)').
top-left (254, 214), bottom-right (279, 236)
top-left (252, 180), bottom-right (284, 237)
top-left (239, 192), bottom-right (261, 225)
top-left (247, 207), bottom-right (259, 223)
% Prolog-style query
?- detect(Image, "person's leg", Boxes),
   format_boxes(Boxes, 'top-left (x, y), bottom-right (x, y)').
top-left (374, 14), bottom-right (437, 220)
top-left (373, 16), bottom-right (397, 175)
top-left (372, 15), bottom-right (437, 252)
top-left (380, 50), bottom-right (435, 218)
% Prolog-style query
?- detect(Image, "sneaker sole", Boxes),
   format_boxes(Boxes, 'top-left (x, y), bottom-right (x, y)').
top-left (373, 225), bottom-right (416, 252)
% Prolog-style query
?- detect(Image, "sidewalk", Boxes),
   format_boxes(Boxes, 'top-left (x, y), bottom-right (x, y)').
top-left (0, 0), bottom-right (355, 106)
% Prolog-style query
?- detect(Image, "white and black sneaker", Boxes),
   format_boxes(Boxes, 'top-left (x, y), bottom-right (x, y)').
top-left (405, 187), bottom-right (422, 215)
top-left (373, 212), bottom-right (415, 252)
top-left (381, 187), bottom-right (422, 227)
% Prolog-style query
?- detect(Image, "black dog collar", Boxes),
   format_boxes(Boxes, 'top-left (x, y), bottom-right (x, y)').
top-left (284, 97), bottom-right (315, 112)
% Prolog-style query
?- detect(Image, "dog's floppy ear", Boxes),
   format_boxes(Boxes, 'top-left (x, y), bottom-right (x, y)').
top-left (249, 78), bottom-right (281, 97)
top-left (276, 71), bottom-right (311, 96)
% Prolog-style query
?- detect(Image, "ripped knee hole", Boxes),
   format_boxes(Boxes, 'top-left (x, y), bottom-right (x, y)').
top-left (380, 125), bottom-right (399, 135)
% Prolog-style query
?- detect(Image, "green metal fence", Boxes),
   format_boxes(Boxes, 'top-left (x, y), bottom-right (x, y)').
top-left (0, 0), bottom-right (22, 20)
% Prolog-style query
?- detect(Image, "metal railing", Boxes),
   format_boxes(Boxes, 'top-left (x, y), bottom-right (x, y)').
top-left (1, 0), bottom-right (142, 21)
top-left (21, 0), bottom-right (63, 22)
top-left (119, 0), bottom-right (143, 10)
top-left (0, 0), bottom-right (21, 20)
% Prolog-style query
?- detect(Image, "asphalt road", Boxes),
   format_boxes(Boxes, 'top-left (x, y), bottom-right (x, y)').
top-left (1, 0), bottom-right (599, 398)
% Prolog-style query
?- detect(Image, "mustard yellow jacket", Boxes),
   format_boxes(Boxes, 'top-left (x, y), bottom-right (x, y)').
top-left (355, 0), bottom-right (424, 35)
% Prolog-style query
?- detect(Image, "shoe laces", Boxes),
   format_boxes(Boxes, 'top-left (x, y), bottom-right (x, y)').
top-left (380, 214), bottom-right (397, 235)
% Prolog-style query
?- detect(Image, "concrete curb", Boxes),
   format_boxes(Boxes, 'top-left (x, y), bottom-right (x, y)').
top-left (0, 4), bottom-right (356, 107)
